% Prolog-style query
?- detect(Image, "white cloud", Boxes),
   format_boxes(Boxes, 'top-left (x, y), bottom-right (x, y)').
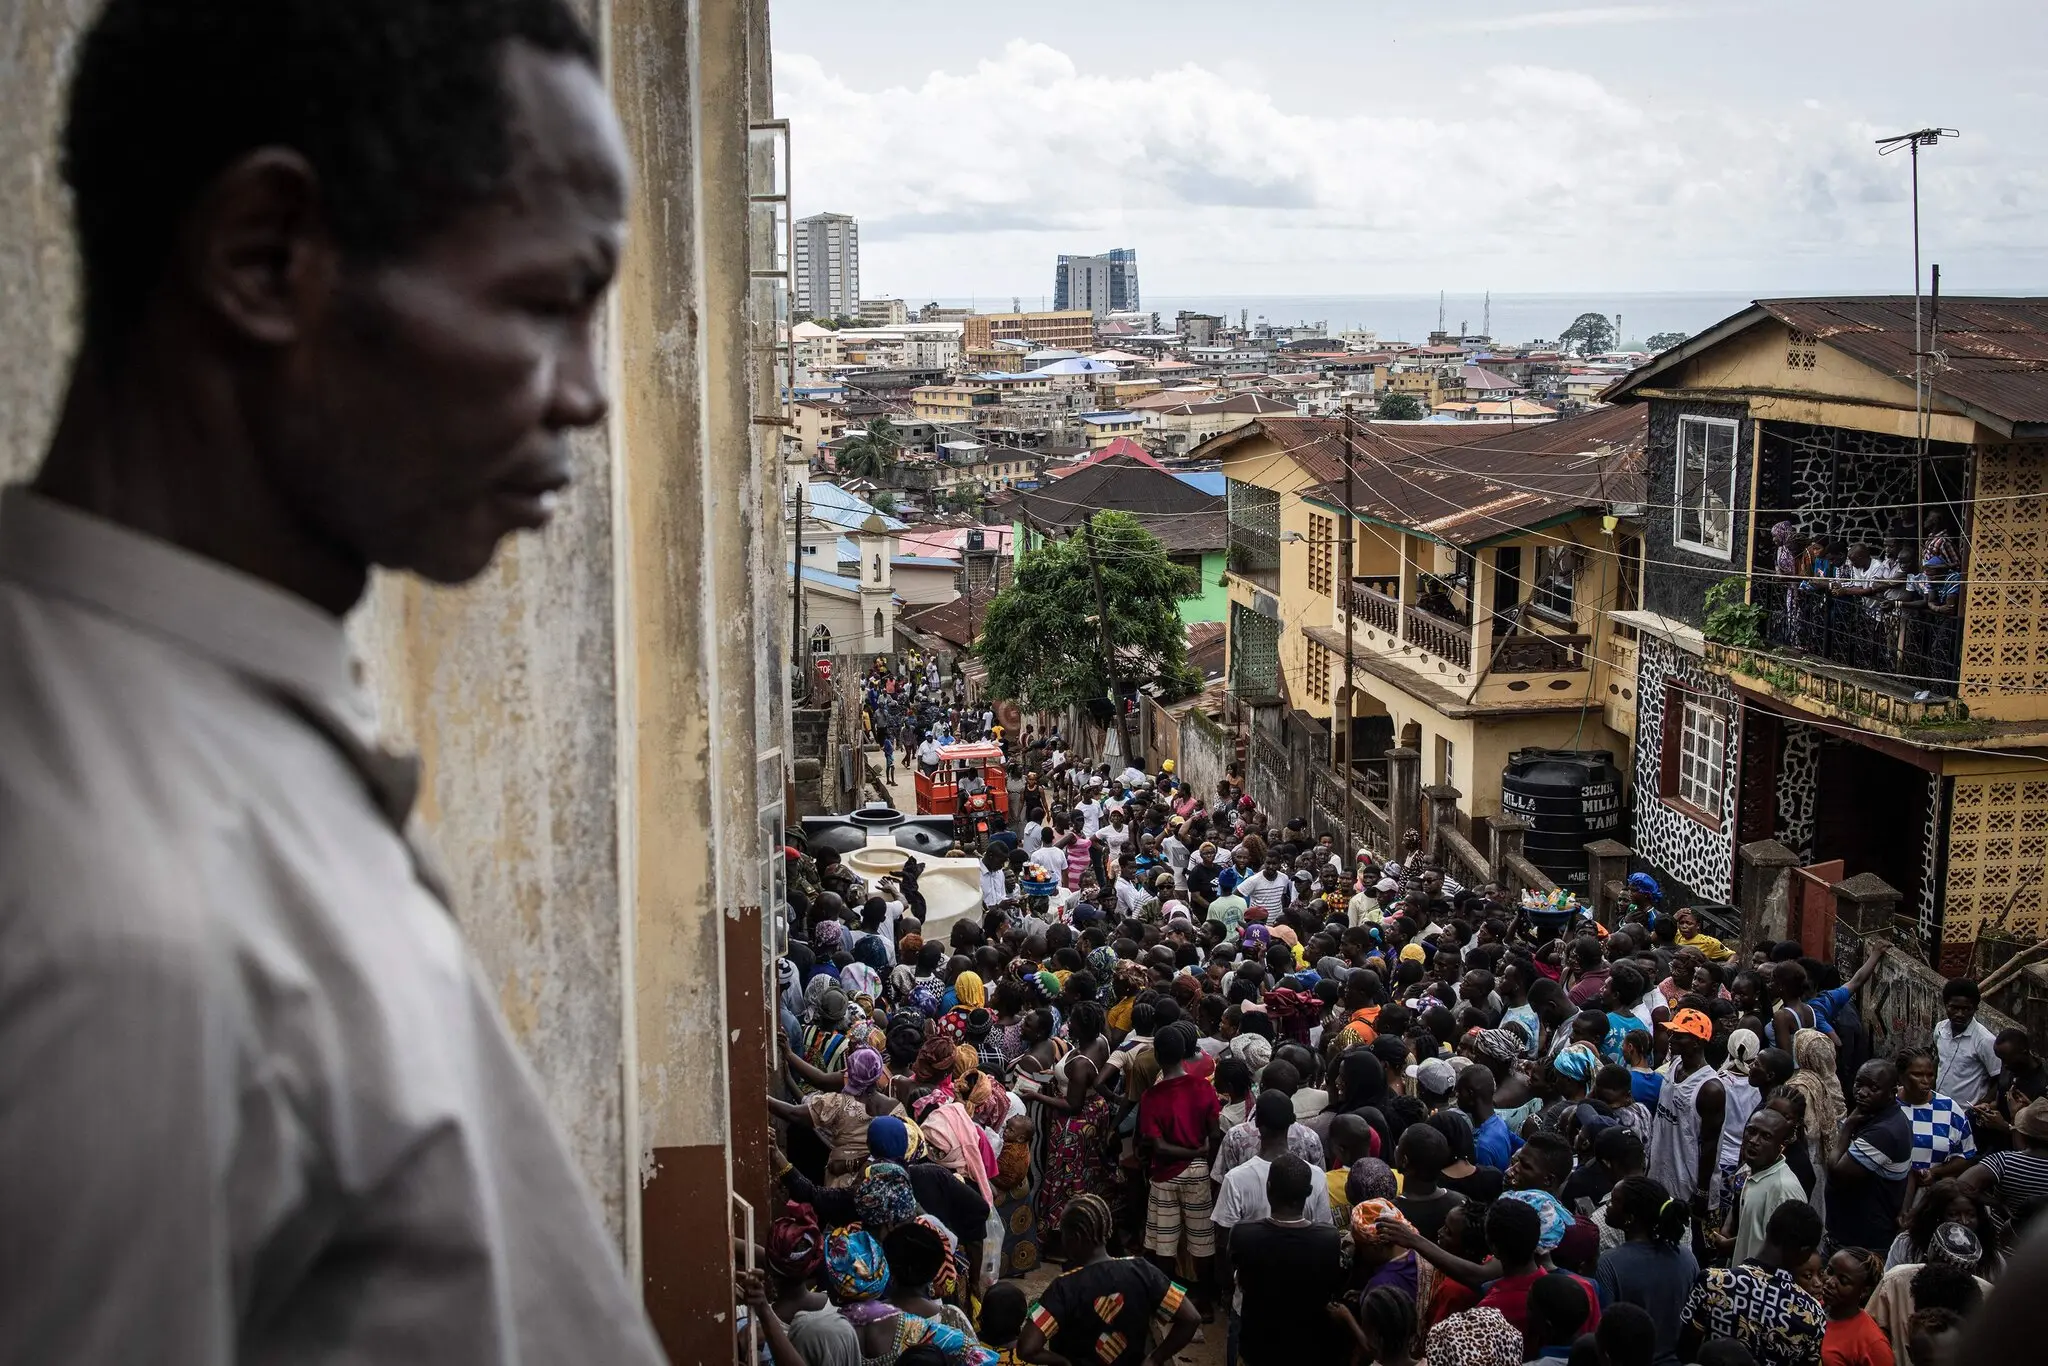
top-left (1430, 6), bottom-right (1697, 34)
top-left (772, 39), bottom-right (2048, 297)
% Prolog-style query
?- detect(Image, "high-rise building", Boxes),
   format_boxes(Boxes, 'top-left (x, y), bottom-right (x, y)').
top-left (1053, 248), bottom-right (1140, 317)
top-left (794, 212), bottom-right (860, 320)
top-left (1105, 248), bottom-right (1140, 312)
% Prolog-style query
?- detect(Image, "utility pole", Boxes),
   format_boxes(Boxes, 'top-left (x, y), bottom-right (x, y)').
top-left (1877, 125), bottom-right (1958, 543)
top-left (791, 469), bottom-right (806, 678)
top-left (1081, 514), bottom-right (1138, 769)
top-left (1339, 411), bottom-right (1357, 854)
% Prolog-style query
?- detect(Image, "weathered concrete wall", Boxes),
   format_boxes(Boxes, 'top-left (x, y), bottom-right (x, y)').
top-left (0, 0), bottom-right (94, 483)
top-left (1178, 705), bottom-right (1234, 808)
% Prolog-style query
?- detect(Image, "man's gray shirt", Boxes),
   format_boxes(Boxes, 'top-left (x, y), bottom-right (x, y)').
top-left (0, 489), bottom-right (662, 1364)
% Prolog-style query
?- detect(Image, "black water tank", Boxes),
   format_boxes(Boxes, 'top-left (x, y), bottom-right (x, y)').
top-left (1500, 749), bottom-right (1624, 890)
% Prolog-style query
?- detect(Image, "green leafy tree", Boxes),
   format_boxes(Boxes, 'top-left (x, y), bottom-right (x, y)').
top-left (870, 490), bottom-right (898, 514)
top-left (1645, 331), bottom-right (1688, 353)
top-left (1559, 312), bottom-right (1616, 356)
top-left (836, 417), bottom-right (897, 480)
top-left (1375, 391), bottom-right (1425, 421)
top-left (977, 511), bottom-right (1201, 709)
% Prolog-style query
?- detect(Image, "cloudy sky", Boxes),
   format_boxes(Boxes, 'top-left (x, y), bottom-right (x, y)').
top-left (771, 0), bottom-right (2048, 303)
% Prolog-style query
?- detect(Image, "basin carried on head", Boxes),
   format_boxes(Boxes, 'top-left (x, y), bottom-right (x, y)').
top-left (826, 804), bottom-right (987, 946)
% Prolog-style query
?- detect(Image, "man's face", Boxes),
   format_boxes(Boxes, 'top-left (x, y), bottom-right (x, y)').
top-left (1741, 1111), bottom-right (1788, 1169)
top-left (1853, 1063), bottom-right (1896, 1111)
top-left (1946, 996), bottom-right (1977, 1030)
top-left (273, 46), bottom-right (628, 587)
top-left (1263, 858), bottom-right (1280, 877)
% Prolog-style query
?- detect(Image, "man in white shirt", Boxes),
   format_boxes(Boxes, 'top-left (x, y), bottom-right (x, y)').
top-left (1212, 1092), bottom-right (1332, 1229)
top-left (1935, 979), bottom-right (2001, 1107)
top-left (916, 735), bottom-right (940, 773)
top-left (1028, 831), bottom-right (1068, 884)
top-left (1113, 859), bottom-right (1148, 917)
top-left (1237, 856), bottom-right (1292, 917)
top-left (1099, 808), bottom-right (1133, 868)
top-left (1162, 824), bottom-right (1191, 889)
top-left (1076, 791), bottom-right (1104, 838)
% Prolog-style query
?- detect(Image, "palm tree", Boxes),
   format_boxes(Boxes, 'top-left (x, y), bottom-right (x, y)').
top-left (836, 417), bottom-right (897, 480)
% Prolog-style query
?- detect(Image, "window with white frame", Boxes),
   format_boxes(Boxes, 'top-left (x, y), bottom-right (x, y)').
top-left (1674, 415), bottom-right (1739, 558)
top-left (1671, 691), bottom-right (1728, 816)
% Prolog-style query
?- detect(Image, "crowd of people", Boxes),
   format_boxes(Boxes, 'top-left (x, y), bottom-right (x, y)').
top-left (755, 734), bottom-right (2047, 1366)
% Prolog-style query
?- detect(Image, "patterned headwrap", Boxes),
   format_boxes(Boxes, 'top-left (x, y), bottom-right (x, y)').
top-left (1089, 946), bottom-right (1119, 988)
top-left (844, 1046), bottom-right (886, 1096)
top-left (767, 1202), bottom-right (825, 1281)
top-left (916, 1033), bottom-right (963, 1081)
top-left (813, 920), bottom-right (847, 954)
top-left (1426, 1308), bottom-right (1526, 1366)
top-left (840, 962), bottom-right (882, 1003)
top-left (823, 1226), bottom-right (890, 1306)
top-left (852, 1162), bottom-right (919, 1236)
top-left (1035, 970), bottom-right (1062, 1002)
top-left (1551, 1043), bottom-right (1600, 1083)
top-left (1502, 1189), bottom-right (1572, 1253)
top-left (1472, 1029), bottom-right (1523, 1068)
top-left (853, 935), bottom-right (892, 973)
top-left (1351, 1197), bottom-right (1413, 1243)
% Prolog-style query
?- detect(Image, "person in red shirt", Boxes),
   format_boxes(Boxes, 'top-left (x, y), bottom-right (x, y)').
top-left (1821, 1249), bottom-right (1893, 1366)
top-left (1137, 1021), bottom-right (1221, 1314)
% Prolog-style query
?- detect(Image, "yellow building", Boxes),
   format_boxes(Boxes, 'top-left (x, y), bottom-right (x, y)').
top-left (911, 385), bottom-right (995, 423)
top-left (1602, 295), bottom-right (2048, 971)
top-left (1386, 368), bottom-right (1441, 408)
top-left (1204, 407), bottom-right (1646, 843)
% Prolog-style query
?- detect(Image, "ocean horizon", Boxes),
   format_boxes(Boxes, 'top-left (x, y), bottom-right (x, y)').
top-left (922, 289), bottom-right (2046, 350)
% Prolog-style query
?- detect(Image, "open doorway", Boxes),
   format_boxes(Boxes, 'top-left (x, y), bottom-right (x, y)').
top-left (1809, 738), bottom-right (1930, 917)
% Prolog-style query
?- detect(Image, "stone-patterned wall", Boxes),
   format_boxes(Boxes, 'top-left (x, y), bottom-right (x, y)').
top-left (1643, 399), bottom-right (1757, 627)
top-left (1921, 775), bottom-right (1949, 951)
top-left (1774, 722), bottom-right (1821, 862)
top-left (1754, 422), bottom-right (1965, 569)
top-left (1632, 635), bottom-right (1740, 904)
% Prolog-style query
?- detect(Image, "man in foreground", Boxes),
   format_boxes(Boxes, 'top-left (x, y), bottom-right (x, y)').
top-left (0, 1), bottom-right (661, 1360)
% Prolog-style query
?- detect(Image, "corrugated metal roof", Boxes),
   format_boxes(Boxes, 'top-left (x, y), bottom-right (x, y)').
top-left (1211, 406), bottom-right (1646, 546)
top-left (1758, 296), bottom-right (2048, 427)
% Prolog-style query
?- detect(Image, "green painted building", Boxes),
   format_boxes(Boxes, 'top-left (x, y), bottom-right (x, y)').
top-left (1006, 440), bottom-right (1229, 625)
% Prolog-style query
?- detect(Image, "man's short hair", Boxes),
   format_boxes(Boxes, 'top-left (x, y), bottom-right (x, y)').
top-left (64, 0), bottom-right (597, 341)
top-left (1943, 978), bottom-right (1981, 1006)
top-left (1485, 1195), bottom-right (1541, 1262)
top-left (1253, 1086), bottom-right (1295, 1135)
top-left (1266, 1152), bottom-right (1313, 1208)
top-left (1764, 1197), bottom-right (1824, 1255)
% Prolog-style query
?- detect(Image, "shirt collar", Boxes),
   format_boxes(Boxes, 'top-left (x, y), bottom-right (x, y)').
top-left (0, 486), bottom-right (422, 834)
top-left (1, 486), bottom-right (361, 709)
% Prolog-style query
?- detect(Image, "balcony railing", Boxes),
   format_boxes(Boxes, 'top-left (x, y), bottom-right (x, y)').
top-left (1491, 631), bottom-right (1591, 673)
top-left (1763, 590), bottom-right (1961, 698)
top-left (1230, 600), bottom-right (1281, 701)
top-left (1403, 604), bottom-right (1472, 670)
top-left (1348, 577), bottom-right (1401, 635)
top-left (1227, 525), bottom-right (1281, 575)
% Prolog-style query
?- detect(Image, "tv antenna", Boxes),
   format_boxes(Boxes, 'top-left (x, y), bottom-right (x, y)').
top-left (1876, 127), bottom-right (1958, 524)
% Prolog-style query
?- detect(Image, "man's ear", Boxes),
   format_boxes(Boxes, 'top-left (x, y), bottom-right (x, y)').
top-left (183, 148), bottom-right (334, 345)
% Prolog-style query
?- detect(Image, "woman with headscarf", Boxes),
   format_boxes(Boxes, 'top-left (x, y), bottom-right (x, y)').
top-left (1710, 1028), bottom-right (1764, 1214)
top-left (752, 1203), bottom-right (862, 1366)
top-left (914, 1092), bottom-right (995, 1209)
top-left (791, 978), bottom-right (854, 1090)
top-left (772, 1046), bottom-right (908, 1188)
top-left (933, 971), bottom-right (985, 1046)
top-left (1782, 1027), bottom-right (1845, 1220)
top-left (821, 1225), bottom-right (903, 1363)
top-left (839, 960), bottom-right (883, 1007)
top-left (1349, 1197), bottom-right (1428, 1308)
